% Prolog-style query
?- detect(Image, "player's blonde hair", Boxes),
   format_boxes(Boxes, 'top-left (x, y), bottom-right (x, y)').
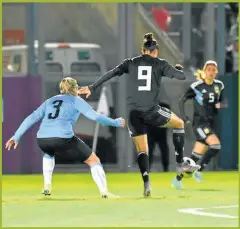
top-left (194, 60), bottom-right (218, 81)
top-left (59, 77), bottom-right (78, 95)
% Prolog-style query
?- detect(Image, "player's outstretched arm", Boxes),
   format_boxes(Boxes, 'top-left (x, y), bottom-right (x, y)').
top-left (5, 102), bottom-right (46, 150)
top-left (76, 97), bottom-right (125, 127)
top-left (88, 68), bottom-right (121, 92)
top-left (78, 59), bottom-right (130, 97)
top-left (179, 87), bottom-right (196, 123)
top-left (162, 60), bottom-right (186, 80)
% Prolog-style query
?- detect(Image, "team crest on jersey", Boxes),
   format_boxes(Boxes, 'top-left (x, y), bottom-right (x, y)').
top-left (204, 128), bottom-right (210, 135)
top-left (214, 86), bottom-right (220, 94)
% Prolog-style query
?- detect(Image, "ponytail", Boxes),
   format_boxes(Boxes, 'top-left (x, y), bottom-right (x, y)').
top-left (194, 69), bottom-right (205, 81)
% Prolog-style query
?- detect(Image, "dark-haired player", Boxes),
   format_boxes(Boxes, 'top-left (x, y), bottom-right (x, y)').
top-left (79, 33), bottom-right (187, 196)
top-left (172, 60), bottom-right (226, 189)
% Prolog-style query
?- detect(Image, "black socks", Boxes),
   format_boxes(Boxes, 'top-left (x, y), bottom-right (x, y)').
top-left (173, 128), bottom-right (185, 164)
top-left (137, 152), bottom-right (150, 183)
top-left (199, 145), bottom-right (221, 171)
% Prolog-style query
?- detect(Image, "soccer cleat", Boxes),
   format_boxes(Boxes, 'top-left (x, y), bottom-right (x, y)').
top-left (171, 177), bottom-right (184, 190)
top-left (193, 171), bottom-right (203, 183)
top-left (42, 189), bottom-right (51, 196)
top-left (143, 181), bottom-right (151, 197)
top-left (101, 192), bottom-right (120, 199)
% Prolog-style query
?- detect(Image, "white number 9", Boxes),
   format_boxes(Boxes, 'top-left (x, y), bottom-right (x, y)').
top-left (138, 66), bottom-right (152, 91)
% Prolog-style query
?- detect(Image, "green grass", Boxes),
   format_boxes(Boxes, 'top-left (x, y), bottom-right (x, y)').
top-left (2, 172), bottom-right (239, 227)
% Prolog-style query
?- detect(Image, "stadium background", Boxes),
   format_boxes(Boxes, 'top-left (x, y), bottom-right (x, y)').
top-left (2, 3), bottom-right (238, 174)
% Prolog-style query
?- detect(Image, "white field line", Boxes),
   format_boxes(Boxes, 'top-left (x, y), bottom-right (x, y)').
top-left (178, 205), bottom-right (238, 219)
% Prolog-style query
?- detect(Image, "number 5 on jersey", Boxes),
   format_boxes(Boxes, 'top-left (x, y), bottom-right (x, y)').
top-left (138, 66), bottom-right (152, 91)
top-left (209, 93), bottom-right (215, 103)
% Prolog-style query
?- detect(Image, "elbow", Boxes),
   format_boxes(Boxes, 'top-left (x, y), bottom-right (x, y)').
top-left (92, 113), bottom-right (100, 122)
top-left (95, 113), bottom-right (106, 124)
top-left (173, 73), bottom-right (186, 80)
top-left (179, 73), bottom-right (186, 80)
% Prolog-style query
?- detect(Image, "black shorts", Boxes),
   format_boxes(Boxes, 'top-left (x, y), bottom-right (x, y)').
top-left (193, 124), bottom-right (215, 144)
top-left (127, 106), bottom-right (171, 137)
top-left (37, 136), bottom-right (92, 162)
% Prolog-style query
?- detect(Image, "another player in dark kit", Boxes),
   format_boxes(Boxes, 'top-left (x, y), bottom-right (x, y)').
top-left (79, 33), bottom-right (188, 197)
top-left (172, 60), bottom-right (226, 189)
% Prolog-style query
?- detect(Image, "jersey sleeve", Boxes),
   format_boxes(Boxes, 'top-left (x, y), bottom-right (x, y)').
top-left (179, 87), bottom-right (196, 121)
top-left (218, 82), bottom-right (225, 102)
top-left (161, 59), bottom-right (186, 80)
top-left (219, 89), bottom-right (224, 102)
top-left (218, 83), bottom-right (228, 109)
top-left (12, 102), bottom-right (46, 142)
top-left (115, 58), bottom-right (130, 75)
top-left (75, 97), bottom-right (121, 127)
top-left (89, 59), bottom-right (131, 92)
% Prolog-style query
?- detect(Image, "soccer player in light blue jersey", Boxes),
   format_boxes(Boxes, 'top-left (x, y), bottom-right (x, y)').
top-left (5, 77), bottom-right (125, 198)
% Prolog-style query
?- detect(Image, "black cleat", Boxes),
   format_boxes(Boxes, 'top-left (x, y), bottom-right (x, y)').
top-left (144, 182), bottom-right (151, 197)
top-left (42, 189), bottom-right (51, 196)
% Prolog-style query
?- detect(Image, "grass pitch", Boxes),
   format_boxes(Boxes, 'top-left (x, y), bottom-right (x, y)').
top-left (2, 172), bottom-right (239, 227)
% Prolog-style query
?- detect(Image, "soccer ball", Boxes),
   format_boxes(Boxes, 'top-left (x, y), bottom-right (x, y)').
top-left (182, 157), bottom-right (197, 178)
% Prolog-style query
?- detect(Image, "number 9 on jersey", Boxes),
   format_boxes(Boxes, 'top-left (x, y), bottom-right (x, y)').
top-left (138, 66), bottom-right (152, 91)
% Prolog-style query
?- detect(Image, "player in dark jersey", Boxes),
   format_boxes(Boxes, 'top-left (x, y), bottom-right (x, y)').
top-left (79, 33), bottom-right (189, 197)
top-left (172, 60), bottom-right (226, 189)
top-left (5, 77), bottom-right (125, 198)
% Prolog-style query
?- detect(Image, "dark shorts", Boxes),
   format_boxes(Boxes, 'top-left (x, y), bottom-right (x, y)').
top-left (37, 136), bottom-right (92, 162)
top-left (193, 123), bottom-right (215, 144)
top-left (127, 106), bottom-right (171, 137)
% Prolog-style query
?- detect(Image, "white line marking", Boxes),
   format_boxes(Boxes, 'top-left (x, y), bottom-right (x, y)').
top-left (178, 205), bottom-right (238, 219)
top-left (211, 205), bottom-right (238, 209)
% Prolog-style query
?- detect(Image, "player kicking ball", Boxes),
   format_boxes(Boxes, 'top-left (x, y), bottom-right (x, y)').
top-left (79, 33), bottom-right (187, 197)
top-left (5, 77), bottom-right (125, 198)
top-left (172, 60), bottom-right (226, 189)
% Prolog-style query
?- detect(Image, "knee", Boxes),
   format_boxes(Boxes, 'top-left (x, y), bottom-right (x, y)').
top-left (135, 144), bottom-right (148, 153)
top-left (209, 144), bottom-right (221, 151)
top-left (178, 119), bottom-right (184, 128)
top-left (173, 122), bottom-right (185, 135)
top-left (175, 119), bottom-right (184, 129)
top-left (208, 144), bottom-right (221, 157)
top-left (84, 152), bottom-right (100, 166)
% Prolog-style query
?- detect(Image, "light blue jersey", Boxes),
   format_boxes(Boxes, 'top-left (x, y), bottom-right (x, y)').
top-left (12, 94), bottom-right (122, 142)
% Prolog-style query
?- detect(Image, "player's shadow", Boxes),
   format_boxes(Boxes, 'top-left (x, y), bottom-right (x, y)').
top-left (135, 196), bottom-right (167, 200)
top-left (189, 188), bottom-right (223, 192)
top-left (37, 196), bottom-right (123, 201)
top-left (38, 197), bottom-right (96, 202)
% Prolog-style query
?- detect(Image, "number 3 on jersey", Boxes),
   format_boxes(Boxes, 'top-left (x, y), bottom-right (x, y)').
top-left (48, 100), bottom-right (63, 119)
top-left (138, 66), bottom-right (152, 91)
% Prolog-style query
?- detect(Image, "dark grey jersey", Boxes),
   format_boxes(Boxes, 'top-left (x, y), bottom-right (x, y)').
top-left (179, 79), bottom-right (225, 125)
top-left (90, 54), bottom-right (186, 112)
